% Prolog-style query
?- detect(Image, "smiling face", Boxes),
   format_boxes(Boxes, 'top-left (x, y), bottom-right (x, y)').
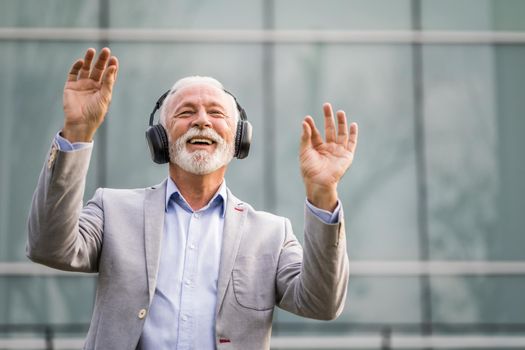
top-left (163, 82), bottom-right (237, 175)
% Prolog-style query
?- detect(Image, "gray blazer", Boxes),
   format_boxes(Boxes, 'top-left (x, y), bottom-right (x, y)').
top-left (26, 140), bottom-right (349, 350)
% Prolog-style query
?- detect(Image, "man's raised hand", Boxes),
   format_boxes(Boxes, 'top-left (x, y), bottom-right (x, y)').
top-left (299, 103), bottom-right (358, 212)
top-left (62, 48), bottom-right (119, 143)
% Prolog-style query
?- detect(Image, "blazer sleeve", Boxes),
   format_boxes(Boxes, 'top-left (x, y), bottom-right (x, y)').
top-left (275, 207), bottom-right (349, 320)
top-left (26, 140), bottom-right (104, 273)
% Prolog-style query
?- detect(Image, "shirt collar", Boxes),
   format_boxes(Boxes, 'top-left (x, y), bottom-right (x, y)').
top-left (165, 177), bottom-right (227, 217)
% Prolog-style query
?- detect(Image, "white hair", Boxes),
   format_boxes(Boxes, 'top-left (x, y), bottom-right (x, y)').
top-left (159, 76), bottom-right (239, 127)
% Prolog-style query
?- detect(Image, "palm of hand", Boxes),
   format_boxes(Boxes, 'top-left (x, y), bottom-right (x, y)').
top-left (298, 104), bottom-right (358, 210)
top-left (300, 142), bottom-right (354, 188)
top-left (61, 48), bottom-right (118, 142)
top-left (64, 80), bottom-right (109, 129)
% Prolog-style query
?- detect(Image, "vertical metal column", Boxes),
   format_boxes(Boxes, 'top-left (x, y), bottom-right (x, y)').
top-left (262, 0), bottom-right (278, 335)
top-left (97, 0), bottom-right (110, 187)
top-left (44, 326), bottom-right (54, 350)
top-left (93, 0), bottom-right (110, 300)
top-left (381, 327), bottom-right (392, 350)
top-left (262, 0), bottom-right (276, 213)
top-left (410, 0), bottom-right (433, 344)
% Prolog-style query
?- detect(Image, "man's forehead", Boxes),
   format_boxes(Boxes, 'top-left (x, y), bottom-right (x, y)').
top-left (170, 83), bottom-right (229, 106)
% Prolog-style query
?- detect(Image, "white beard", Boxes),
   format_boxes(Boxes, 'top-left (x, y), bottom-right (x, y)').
top-left (169, 128), bottom-right (234, 175)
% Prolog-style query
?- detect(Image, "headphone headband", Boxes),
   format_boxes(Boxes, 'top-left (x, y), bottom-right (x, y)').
top-left (149, 90), bottom-right (170, 126)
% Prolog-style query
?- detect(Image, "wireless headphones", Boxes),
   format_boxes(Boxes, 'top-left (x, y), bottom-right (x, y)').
top-left (145, 88), bottom-right (252, 164)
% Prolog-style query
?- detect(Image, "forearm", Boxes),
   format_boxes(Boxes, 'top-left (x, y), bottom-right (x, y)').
top-left (301, 208), bottom-right (349, 319)
top-left (26, 139), bottom-right (101, 272)
top-left (277, 208), bottom-right (349, 320)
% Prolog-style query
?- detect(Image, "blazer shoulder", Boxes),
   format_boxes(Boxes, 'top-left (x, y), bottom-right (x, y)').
top-left (248, 206), bottom-right (287, 225)
top-left (227, 190), bottom-right (288, 228)
top-left (101, 186), bottom-right (147, 196)
top-left (95, 179), bottom-right (166, 205)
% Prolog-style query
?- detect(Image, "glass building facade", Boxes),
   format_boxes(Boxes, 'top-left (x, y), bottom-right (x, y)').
top-left (1, 0), bottom-right (525, 349)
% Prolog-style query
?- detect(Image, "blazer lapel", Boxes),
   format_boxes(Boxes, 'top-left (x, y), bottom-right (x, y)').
top-left (216, 190), bottom-right (247, 314)
top-left (144, 180), bottom-right (167, 303)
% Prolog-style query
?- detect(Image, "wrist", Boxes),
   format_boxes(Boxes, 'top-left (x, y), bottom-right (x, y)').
top-left (61, 124), bottom-right (95, 143)
top-left (305, 183), bottom-right (338, 212)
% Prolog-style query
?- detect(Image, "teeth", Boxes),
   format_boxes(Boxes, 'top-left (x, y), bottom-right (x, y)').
top-left (189, 138), bottom-right (213, 145)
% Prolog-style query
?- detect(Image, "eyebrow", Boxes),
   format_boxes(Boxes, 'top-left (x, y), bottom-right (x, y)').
top-left (173, 102), bottom-right (197, 112)
top-left (173, 101), bottom-right (228, 114)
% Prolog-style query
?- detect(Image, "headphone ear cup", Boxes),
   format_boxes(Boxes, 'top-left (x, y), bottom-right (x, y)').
top-left (234, 120), bottom-right (252, 159)
top-left (145, 124), bottom-right (170, 164)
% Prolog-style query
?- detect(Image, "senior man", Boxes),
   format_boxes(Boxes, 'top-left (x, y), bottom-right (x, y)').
top-left (26, 47), bottom-right (359, 349)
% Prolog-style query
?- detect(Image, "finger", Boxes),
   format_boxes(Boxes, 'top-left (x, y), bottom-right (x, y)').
top-left (109, 56), bottom-right (119, 80)
top-left (300, 120), bottom-right (312, 153)
top-left (79, 48), bottom-right (95, 79)
top-left (305, 116), bottom-right (323, 148)
top-left (336, 110), bottom-right (348, 145)
top-left (100, 56), bottom-right (119, 97)
top-left (67, 59), bottom-right (84, 82)
top-left (323, 103), bottom-right (336, 143)
top-left (347, 122), bottom-right (359, 154)
top-left (89, 47), bottom-right (111, 82)
top-left (107, 56), bottom-right (118, 68)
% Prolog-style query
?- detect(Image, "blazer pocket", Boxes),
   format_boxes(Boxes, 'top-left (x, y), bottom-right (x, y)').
top-left (232, 254), bottom-right (276, 310)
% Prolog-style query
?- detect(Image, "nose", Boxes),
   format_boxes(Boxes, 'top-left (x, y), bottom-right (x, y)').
top-left (191, 108), bottom-right (212, 129)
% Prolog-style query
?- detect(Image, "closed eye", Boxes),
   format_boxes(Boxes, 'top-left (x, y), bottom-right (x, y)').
top-left (209, 110), bottom-right (227, 118)
top-left (175, 110), bottom-right (194, 118)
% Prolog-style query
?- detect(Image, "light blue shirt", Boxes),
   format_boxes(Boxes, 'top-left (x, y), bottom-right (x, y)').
top-left (139, 178), bottom-right (227, 349)
top-left (54, 132), bottom-right (341, 349)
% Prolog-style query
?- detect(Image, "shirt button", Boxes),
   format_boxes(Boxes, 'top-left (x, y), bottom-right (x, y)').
top-left (185, 279), bottom-right (191, 286)
top-left (193, 213), bottom-right (200, 218)
top-left (138, 308), bottom-right (147, 319)
top-left (189, 244), bottom-right (196, 250)
top-left (182, 315), bottom-right (188, 321)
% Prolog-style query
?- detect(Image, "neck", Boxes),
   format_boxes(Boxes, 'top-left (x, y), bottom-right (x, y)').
top-left (169, 164), bottom-right (226, 211)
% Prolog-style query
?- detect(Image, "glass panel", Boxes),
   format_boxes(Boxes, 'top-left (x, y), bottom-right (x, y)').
top-left (423, 45), bottom-right (499, 261)
top-left (275, 277), bottom-right (422, 328)
top-left (0, 42), bottom-right (101, 262)
top-left (423, 0), bottom-right (525, 32)
top-left (492, 0), bottom-right (525, 31)
top-left (0, 0), bottom-right (99, 28)
top-left (275, 0), bottom-right (412, 30)
top-left (274, 44), bottom-right (420, 260)
top-left (0, 276), bottom-right (95, 324)
top-left (431, 276), bottom-right (525, 323)
top-left (109, 0), bottom-right (263, 29)
top-left (493, 45), bottom-right (525, 260)
top-left (421, 0), bottom-right (493, 31)
top-left (105, 43), bottom-right (266, 209)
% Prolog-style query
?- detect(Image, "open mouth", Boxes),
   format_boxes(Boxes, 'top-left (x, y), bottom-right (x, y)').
top-left (188, 137), bottom-right (215, 146)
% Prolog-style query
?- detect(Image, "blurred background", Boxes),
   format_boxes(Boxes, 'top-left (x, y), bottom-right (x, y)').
top-left (1, 0), bottom-right (525, 349)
